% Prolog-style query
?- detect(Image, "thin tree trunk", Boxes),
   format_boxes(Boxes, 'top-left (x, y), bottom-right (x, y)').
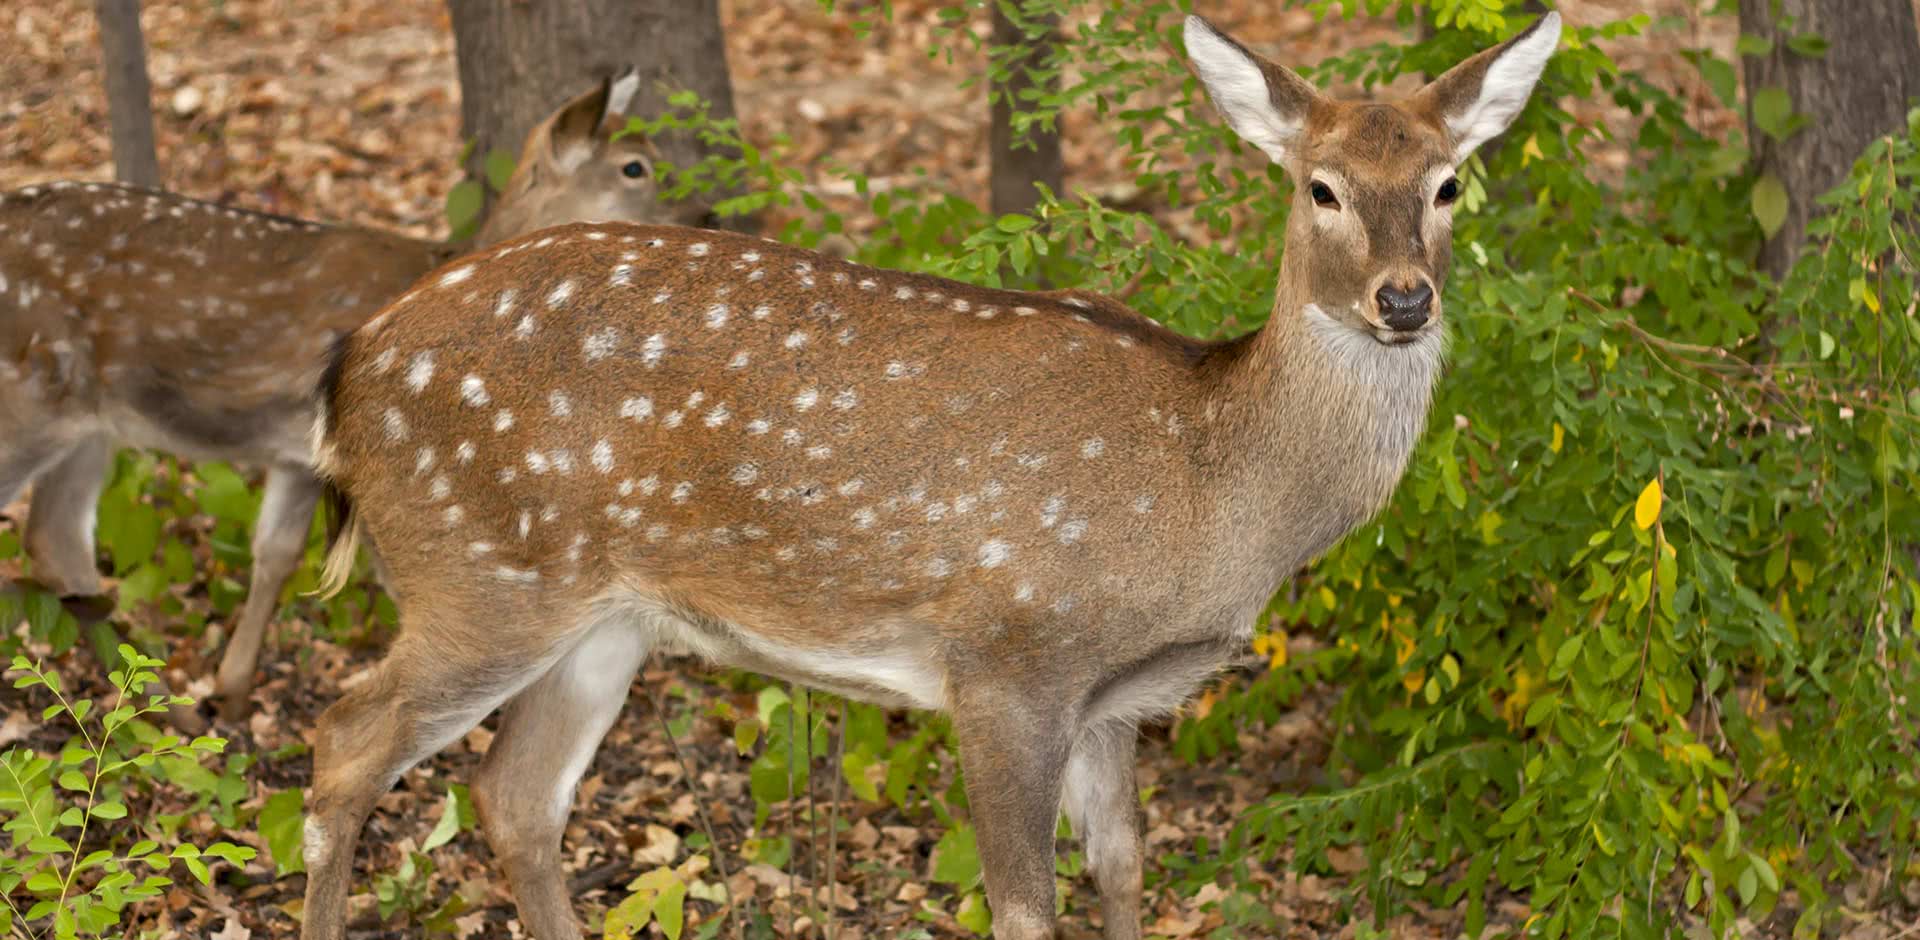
top-left (447, 0), bottom-right (743, 230)
top-left (989, 0), bottom-right (1064, 218)
top-left (93, 0), bottom-right (160, 188)
top-left (1738, 0), bottom-right (1920, 278)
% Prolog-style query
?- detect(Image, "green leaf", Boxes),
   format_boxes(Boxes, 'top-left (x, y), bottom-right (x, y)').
top-left (841, 749), bottom-right (882, 803)
top-left (258, 788), bottom-right (306, 875)
top-left (421, 785), bottom-right (475, 853)
top-left (1818, 331), bottom-right (1836, 360)
top-left (1786, 33), bottom-right (1828, 58)
top-left (1550, 634), bottom-right (1585, 678)
top-left (484, 149), bottom-right (519, 193)
top-left (89, 801), bottom-right (128, 820)
top-left (930, 824), bottom-right (981, 887)
top-left (604, 889), bottom-right (656, 939)
top-left (1734, 33), bottom-right (1773, 57)
top-left (446, 180), bottom-right (486, 231)
top-left (1752, 174), bottom-right (1789, 237)
top-left (652, 876), bottom-right (687, 940)
top-left (26, 834), bottom-right (72, 854)
top-left (955, 890), bottom-right (994, 935)
top-left (1752, 87), bottom-right (1796, 141)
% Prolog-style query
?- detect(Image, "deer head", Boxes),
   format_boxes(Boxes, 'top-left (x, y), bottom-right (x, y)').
top-left (474, 69), bottom-right (698, 244)
top-left (1185, 12), bottom-right (1560, 342)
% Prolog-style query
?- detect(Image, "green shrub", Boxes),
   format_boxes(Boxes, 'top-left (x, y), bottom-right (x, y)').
top-left (2, 646), bottom-right (255, 938)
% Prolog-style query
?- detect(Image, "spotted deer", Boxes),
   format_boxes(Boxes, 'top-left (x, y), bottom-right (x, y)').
top-left (0, 70), bottom-right (699, 721)
top-left (301, 13), bottom-right (1560, 939)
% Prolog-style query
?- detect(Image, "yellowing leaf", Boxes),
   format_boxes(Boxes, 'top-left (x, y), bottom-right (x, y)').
top-left (1634, 478), bottom-right (1663, 531)
top-left (1550, 422), bottom-right (1565, 454)
top-left (1521, 134), bottom-right (1544, 166)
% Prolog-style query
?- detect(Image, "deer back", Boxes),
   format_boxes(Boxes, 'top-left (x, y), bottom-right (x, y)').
top-left (0, 182), bottom-right (444, 465)
top-left (0, 70), bottom-right (677, 469)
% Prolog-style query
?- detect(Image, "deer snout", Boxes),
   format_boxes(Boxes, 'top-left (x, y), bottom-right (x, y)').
top-left (1375, 282), bottom-right (1433, 332)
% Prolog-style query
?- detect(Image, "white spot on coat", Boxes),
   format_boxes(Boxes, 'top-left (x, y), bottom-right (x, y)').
top-left (460, 375), bottom-right (490, 407)
top-left (583, 328), bottom-right (620, 360)
top-left (405, 351), bottom-right (434, 393)
top-left (383, 407), bottom-right (409, 442)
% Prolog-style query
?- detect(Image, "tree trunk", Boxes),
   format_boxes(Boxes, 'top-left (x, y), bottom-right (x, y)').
top-left (1738, 0), bottom-right (1920, 277)
top-left (447, 0), bottom-right (742, 229)
top-left (989, 0), bottom-right (1064, 218)
top-left (93, 0), bottom-right (160, 188)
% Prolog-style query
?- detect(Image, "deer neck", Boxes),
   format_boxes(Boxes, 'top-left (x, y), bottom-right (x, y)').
top-left (1197, 267), bottom-right (1444, 610)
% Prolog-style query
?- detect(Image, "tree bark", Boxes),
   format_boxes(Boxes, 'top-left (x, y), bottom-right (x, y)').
top-left (1738, 0), bottom-right (1920, 277)
top-left (989, 0), bottom-right (1064, 217)
top-left (93, 0), bottom-right (160, 188)
top-left (446, 0), bottom-right (742, 229)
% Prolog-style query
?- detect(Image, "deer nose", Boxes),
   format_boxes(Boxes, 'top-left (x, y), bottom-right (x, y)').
top-left (1375, 282), bottom-right (1433, 332)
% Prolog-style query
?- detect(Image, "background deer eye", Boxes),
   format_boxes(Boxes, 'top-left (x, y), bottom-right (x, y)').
top-left (621, 160), bottom-right (649, 179)
top-left (1308, 181), bottom-right (1339, 208)
top-left (1436, 178), bottom-right (1461, 204)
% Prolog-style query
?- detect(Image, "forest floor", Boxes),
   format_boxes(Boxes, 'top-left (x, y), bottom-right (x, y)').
top-left (3, 1), bottom-right (1912, 938)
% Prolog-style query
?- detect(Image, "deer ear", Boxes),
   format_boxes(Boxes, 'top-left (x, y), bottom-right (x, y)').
top-left (1415, 12), bottom-right (1562, 165)
top-left (542, 69), bottom-right (640, 173)
top-left (1183, 15), bottom-right (1323, 165)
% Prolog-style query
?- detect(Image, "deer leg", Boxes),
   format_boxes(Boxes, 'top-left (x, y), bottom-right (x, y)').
top-left (21, 434), bottom-right (109, 598)
top-left (300, 621), bottom-right (562, 940)
top-left (214, 466), bottom-right (322, 719)
top-left (1062, 725), bottom-right (1144, 940)
top-left (0, 432), bottom-right (76, 515)
top-left (951, 691), bottom-right (1073, 940)
top-left (472, 619), bottom-right (651, 940)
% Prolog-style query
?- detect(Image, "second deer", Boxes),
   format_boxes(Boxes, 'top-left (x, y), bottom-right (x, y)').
top-left (0, 70), bottom-right (695, 720)
top-left (303, 12), bottom-right (1560, 940)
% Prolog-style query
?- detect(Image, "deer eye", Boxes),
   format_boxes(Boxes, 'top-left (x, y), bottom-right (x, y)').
top-left (621, 160), bottom-right (649, 180)
top-left (1308, 181), bottom-right (1339, 209)
top-left (1435, 177), bottom-right (1461, 205)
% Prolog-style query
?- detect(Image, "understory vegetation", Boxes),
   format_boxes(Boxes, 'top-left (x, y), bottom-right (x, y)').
top-left (4, 0), bottom-right (1917, 937)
